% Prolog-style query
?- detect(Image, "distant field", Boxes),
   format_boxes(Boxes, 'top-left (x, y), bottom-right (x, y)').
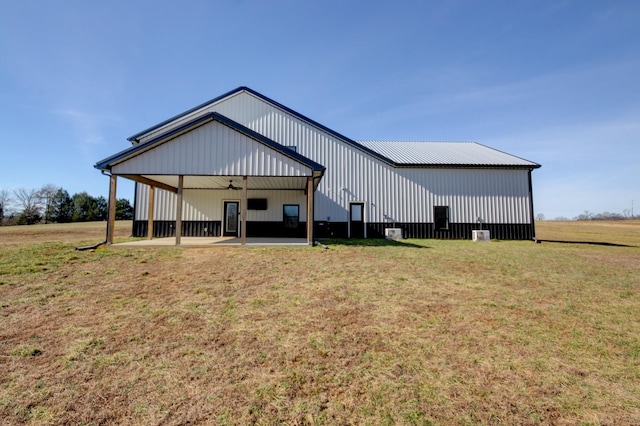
top-left (1, 221), bottom-right (639, 424)
top-left (536, 219), bottom-right (640, 247)
top-left (0, 221), bottom-right (132, 246)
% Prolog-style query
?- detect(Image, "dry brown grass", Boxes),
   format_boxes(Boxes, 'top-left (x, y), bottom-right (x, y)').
top-left (0, 221), bottom-right (132, 246)
top-left (536, 219), bottom-right (640, 247)
top-left (1, 221), bottom-right (639, 425)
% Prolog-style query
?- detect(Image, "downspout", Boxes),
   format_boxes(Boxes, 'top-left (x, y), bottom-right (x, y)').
top-left (528, 168), bottom-right (537, 242)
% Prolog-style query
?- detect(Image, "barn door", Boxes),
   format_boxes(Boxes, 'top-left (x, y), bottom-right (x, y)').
top-left (349, 203), bottom-right (365, 238)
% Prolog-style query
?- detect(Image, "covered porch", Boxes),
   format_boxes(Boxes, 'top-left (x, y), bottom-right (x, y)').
top-left (104, 173), bottom-right (322, 246)
top-left (95, 111), bottom-right (325, 246)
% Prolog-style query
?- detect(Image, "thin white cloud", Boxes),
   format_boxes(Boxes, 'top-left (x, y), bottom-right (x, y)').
top-left (498, 115), bottom-right (640, 219)
top-left (54, 109), bottom-right (118, 147)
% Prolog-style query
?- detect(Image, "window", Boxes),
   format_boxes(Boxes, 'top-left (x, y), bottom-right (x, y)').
top-left (434, 206), bottom-right (449, 231)
top-left (285, 145), bottom-right (297, 153)
top-left (283, 205), bottom-right (299, 228)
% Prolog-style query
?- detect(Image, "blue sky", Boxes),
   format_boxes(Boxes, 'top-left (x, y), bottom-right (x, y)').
top-left (1, 0), bottom-right (638, 219)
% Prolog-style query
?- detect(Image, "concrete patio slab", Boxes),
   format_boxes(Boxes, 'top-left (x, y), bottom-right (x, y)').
top-left (112, 237), bottom-right (310, 247)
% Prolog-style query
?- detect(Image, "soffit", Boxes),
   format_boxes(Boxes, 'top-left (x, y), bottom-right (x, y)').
top-left (138, 175), bottom-right (311, 191)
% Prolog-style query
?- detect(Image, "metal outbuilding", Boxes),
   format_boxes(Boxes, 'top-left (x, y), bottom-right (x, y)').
top-left (95, 86), bottom-right (541, 245)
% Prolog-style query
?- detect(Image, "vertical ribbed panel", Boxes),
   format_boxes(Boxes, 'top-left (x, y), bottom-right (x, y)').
top-left (113, 120), bottom-right (311, 177)
top-left (135, 184), bottom-right (307, 222)
top-left (212, 93), bottom-right (532, 225)
top-left (136, 184), bottom-right (178, 220)
top-left (133, 90), bottom-right (533, 228)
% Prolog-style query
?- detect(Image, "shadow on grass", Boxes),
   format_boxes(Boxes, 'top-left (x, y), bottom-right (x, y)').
top-left (540, 239), bottom-right (637, 248)
top-left (318, 238), bottom-right (429, 249)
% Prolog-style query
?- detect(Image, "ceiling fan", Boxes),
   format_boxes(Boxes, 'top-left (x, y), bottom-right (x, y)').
top-left (225, 179), bottom-right (242, 190)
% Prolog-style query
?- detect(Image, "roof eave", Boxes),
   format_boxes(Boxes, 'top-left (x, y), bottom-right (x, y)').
top-left (240, 87), bottom-right (397, 166)
top-left (95, 114), bottom-right (218, 171)
top-left (96, 112), bottom-right (325, 174)
top-left (210, 112), bottom-right (326, 174)
top-left (127, 86), bottom-right (397, 166)
top-left (394, 163), bottom-right (541, 169)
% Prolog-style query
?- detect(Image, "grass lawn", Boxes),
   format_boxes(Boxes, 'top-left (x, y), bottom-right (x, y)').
top-left (1, 221), bottom-right (639, 425)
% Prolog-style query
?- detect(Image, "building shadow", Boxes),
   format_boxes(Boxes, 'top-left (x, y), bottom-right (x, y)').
top-left (539, 239), bottom-right (637, 248)
top-left (318, 238), bottom-right (429, 249)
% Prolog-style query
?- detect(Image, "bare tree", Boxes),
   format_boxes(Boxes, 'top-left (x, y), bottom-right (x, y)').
top-left (576, 210), bottom-right (593, 221)
top-left (13, 187), bottom-right (44, 225)
top-left (0, 188), bottom-right (11, 225)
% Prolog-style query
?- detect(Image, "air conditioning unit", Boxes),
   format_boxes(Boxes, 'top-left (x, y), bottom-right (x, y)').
top-left (385, 228), bottom-right (403, 240)
top-left (472, 230), bottom-right (490, 242)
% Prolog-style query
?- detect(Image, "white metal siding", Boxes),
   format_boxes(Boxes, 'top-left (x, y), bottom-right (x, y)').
top-left (133, 90), bottom-right (532, 226)
top-left (113, 120), bottom-right (312, 177)
top-left (208, 92), bottom-right (532, 224)
top-left (136, 185), bottom-right (307, 222)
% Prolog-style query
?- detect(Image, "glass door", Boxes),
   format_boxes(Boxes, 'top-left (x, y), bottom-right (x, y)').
top-left (223, 201), bottom-right (239, 236)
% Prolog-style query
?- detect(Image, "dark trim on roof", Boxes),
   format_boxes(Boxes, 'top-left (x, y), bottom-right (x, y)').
top-left (127, 86), bottom-right (398, 166)
top-left (125, 86), bottom-right (540, 170)
top-left (213, 112), bottom-right (326, 173)
top-left (471, 141), bottom-right (541, 169)
top-left (127, 87), bottom-right (249, 142)
top-left (357, 141), bottom-right (541, 169)
top-left (394, 164), bottom-right (541, 170)
top-left (98, 113), bottom-right (215, 169)
top-left (239, 88), bottom-right (399, 166)
top-left (96, 111), bottom-right (326, 174)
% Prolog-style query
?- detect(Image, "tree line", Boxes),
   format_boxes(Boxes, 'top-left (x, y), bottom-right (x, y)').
top-left (0, 184), bottom-right (133, 226)
top-left (537, 210), bottom-right (638, 221)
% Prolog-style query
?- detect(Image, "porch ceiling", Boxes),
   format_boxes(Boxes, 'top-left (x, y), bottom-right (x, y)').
top-left (133, 175), bottom-right (311, 191)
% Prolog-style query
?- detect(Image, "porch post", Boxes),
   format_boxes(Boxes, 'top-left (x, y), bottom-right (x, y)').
top-left (241, 175), bottom-right (247, 246)
top-left (175, 175), bottom-right (184, 246)
top-left (307, 176), bottom-right (314, 245)
top-left (106, 174), bottom-right (117, 245)
top-left (147, 185), bottom-right (155, 240)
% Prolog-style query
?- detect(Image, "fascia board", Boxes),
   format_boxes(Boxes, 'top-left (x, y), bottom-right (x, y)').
top-left (95, 112), bottom-right (326, 174)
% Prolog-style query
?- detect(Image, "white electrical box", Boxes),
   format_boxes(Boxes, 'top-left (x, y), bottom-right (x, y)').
top-left (385, 228), bottom-right (403, 240)
top-left (472, 230), bottom-right (491, 242)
